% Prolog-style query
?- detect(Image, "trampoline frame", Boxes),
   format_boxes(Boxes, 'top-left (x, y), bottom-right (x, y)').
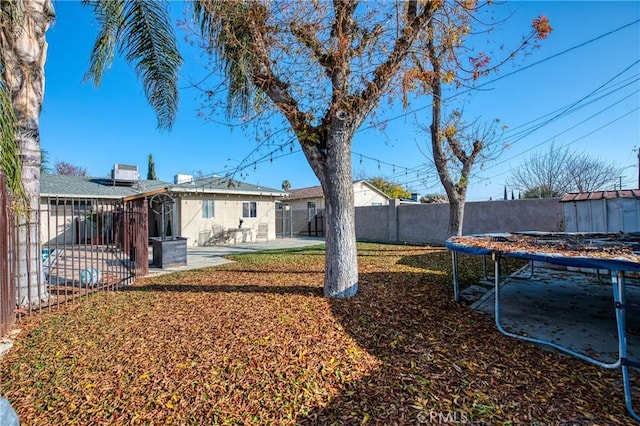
top-left (447, 233), bottom-right (640, 421)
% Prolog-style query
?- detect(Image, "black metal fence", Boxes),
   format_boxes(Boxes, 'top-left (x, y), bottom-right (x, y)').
top-left (37, 196), bottom-right (148, 309)
top-left (0, 174), bottom-right (15, 337)
top-left (0, 176), bottom-right (149, 335)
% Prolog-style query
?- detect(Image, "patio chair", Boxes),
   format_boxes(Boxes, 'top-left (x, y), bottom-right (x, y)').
top-left (207, 225), bottom-right (232, 245)
top-left (255, 223), bottom-right (268, 242)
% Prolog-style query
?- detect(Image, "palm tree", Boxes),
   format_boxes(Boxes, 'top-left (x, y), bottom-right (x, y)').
top-left (0, 0), bottom-right (181, 306)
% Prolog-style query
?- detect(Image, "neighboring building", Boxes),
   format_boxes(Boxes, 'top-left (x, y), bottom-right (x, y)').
top-left (283, 180), bottom-right (392, 212)
top-left (277, 180), bottom-right (392, 237)
top-left (39, 173), bottom-right (287, 246)
top-left (561, 190), bottom-right (640, 232)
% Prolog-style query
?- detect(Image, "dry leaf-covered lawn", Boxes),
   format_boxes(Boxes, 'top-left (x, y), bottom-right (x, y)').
top-left (0, 243), bottom-right (636, 424)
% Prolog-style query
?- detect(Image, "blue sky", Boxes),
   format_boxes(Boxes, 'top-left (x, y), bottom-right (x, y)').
top-left (41, 1), bottom-right (639, 201)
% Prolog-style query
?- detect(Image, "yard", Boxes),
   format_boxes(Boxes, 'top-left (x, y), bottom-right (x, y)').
top-left (0, 243), bottom-right (635, 424)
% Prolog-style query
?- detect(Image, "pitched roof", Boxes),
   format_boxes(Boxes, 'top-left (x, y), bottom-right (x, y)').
top-left (40, 174), bottom-right (286, 199)
top-left (286, 185), bottom-right (324, 200)
top-left (40, 174), bottom-right (168, 199)
top-left (560, 189), bottom-right (640, 202)
top-left (170, 176), bottom-right (285, 196)
top-left (285, 180), bottom-right (392, 201)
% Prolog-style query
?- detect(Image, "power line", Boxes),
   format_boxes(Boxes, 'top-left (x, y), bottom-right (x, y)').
top-left (478, 106), bottom-right (640, 182)
top-left (185, 18), bottom-right (640, 191)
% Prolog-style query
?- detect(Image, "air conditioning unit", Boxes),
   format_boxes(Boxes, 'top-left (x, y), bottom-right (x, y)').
top-left (112, 164), bottom-right (139, 183)
top-left (174, 174), bottom-right (194, 184)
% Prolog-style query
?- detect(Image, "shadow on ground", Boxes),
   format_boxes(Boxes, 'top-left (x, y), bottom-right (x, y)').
top-left (300, 269), bottom-right (635, 424)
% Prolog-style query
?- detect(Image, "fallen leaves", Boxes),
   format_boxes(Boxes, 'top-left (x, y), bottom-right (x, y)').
top-left (0, 243), bottom-right (636, 424)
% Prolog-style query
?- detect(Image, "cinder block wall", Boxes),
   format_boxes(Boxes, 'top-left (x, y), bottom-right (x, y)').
top-left (355, 198), bottom-right (564, 245)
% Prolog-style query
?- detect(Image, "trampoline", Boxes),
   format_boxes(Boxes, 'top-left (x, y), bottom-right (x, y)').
top-left (446, 231), bottom-right (640, 421)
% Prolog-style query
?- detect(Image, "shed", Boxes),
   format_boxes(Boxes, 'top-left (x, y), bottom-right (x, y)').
top-left (560, 190), bottom-right (640, 232)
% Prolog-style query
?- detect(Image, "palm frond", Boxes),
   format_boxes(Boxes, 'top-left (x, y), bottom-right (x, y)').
top-left (82, 0), bottom-right (124, 86)
top-left (0, 2), bottom-right (27, 204)
top-left (193, 0), bottom-right (259, 118)
top-left (83, 0), bottom-right (182, 129)
top-left (0, 78), bottom-right (26, 204)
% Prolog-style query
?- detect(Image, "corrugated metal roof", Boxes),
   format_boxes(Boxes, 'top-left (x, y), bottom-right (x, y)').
top-left (560, 190), bottom-right (640, 202)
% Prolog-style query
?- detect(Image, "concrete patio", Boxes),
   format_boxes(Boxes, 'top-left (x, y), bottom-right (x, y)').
top-left (147, 236), bottom-right (326, 276)
top-left (462, 264), bottom-right (640, 363)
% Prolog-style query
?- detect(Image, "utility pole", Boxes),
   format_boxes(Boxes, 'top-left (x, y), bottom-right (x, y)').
top-left (637, 148), bottom-right (640, 189)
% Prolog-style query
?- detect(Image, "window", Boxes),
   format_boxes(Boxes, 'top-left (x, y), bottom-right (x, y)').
top-left (49, 199), bottom-right (92, 216)
top-left (242, 201), bottom-right (257, 218)
top-left (202, 200), bottom-right (214, 218)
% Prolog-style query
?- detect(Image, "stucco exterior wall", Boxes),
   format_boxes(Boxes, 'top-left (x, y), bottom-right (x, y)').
top-left (177, 194), bottom-right (278, 245)
top-left (356, 198), bottom-right (564, 245)
top-left (355, 204), bottom-right (390, 241)
top-left (286, 197), bottom-right (325, 211)
top-left (353, 181), bottom-right (389, 206)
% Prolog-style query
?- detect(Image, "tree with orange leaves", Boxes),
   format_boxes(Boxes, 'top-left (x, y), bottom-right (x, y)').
top-left (408, 5), bottom-right (552, 236)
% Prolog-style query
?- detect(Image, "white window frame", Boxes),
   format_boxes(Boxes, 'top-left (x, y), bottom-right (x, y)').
top-left (242, 201), bottom-right (257, 218)
top-left (202, 199), bottom-right (215, 218)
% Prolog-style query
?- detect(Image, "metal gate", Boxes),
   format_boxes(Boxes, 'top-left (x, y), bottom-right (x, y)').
top-left (275, 206), bottom-right (293, 238)
top-left (277, 207), bottom-right (325, 237)
top-left (0, 173), bottom-right (15, 336)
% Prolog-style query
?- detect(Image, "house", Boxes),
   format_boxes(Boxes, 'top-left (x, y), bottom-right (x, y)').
top-left (166, 175), bottom-right (287, 244)
top-left (39, 172), bottom-right (287, 246)
top-left (283, 180), bottom-right (392, 212)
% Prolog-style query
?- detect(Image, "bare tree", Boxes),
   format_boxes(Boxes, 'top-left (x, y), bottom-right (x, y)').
top-left (418, 111), bottom-right (505, 236)
top-left (566, 151), bottom-right (624, 193)
top-left (54, 161), bottom-right (87, 176)
top-left (406, 4), bottom-right (551, 236)
top-left (509, 145), bottom-right (622, 197)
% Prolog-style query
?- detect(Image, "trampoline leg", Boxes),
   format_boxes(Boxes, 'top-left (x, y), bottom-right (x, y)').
top-left (452, 251), bottom-right (460, 302)
top-left (494, 253), bottom-right (620, 369)
top-left (612, 271), bottom-right (640, 421)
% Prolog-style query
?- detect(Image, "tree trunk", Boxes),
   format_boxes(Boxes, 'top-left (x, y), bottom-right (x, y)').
top-left (302, 126), bottom-right (358, 298)
top-left (1, 0), bottom-right (55, 306)
top-left (448, 193), bottom-right (465, 237)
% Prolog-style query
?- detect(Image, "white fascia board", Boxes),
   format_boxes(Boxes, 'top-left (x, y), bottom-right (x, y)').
top-left (40, 193), bottom-right (125, 200)
top-left (170, 187), bottom-right (287, 198)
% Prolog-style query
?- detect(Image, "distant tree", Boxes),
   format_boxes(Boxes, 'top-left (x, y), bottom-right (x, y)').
top-left (503, 186), bottom-right (507, 200)
top-left (54, 161), bottom-right (87, 177)
top-left (511, 190), bottom-right (515, 200)
top-left (417, 113), bottom-right (505, 236)
top-left (509, 145), bottom-right (622, 197)
top-left (420, 193), bottom-right (447, 204)
top-left (147, 154), bottom-right (158, 180)
top-left (523, 185), bottom-right (563, 199)
top-left (40, 149), bottom-right (52, 173)
top-left (368, 177), bottom-right (411, 199)
top-left (281, 180), bottom-right (291, 191)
